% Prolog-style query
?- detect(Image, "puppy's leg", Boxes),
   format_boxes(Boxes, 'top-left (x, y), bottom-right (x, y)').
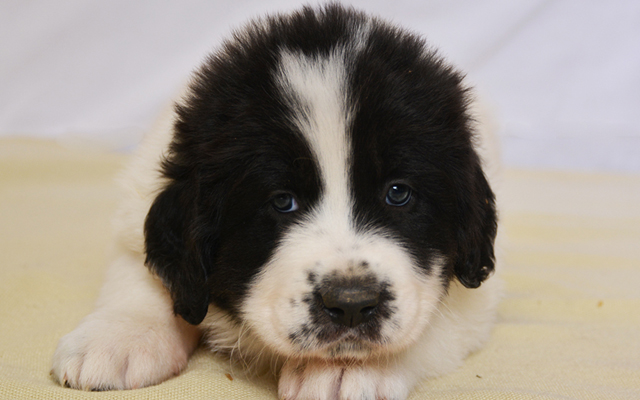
top-left (52, 250), bottom-right (200, 390)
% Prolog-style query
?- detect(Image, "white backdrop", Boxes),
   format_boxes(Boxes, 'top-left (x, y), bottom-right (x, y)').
top-left (1, 0), bottom-right (639, 172)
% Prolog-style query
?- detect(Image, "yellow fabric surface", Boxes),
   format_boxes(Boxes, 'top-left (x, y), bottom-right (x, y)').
top-left (1, 138), bottom-right (639, 399)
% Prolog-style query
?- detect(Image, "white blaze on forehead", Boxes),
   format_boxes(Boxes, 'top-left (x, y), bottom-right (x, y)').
top-left (275, 49), bottom-right (353, 229)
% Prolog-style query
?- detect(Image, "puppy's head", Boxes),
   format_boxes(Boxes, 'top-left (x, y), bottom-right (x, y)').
top-left (144, 5), bottom-right (497, 360)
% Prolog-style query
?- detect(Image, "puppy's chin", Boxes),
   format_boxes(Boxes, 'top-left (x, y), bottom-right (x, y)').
top-left (321, 338), bottom-right (377, 359)
top-left (286, 314), bottom-right (433, 360)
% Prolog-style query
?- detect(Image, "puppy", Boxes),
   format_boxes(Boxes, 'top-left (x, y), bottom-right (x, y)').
top-left (52, 4), bottom-right (501, 399)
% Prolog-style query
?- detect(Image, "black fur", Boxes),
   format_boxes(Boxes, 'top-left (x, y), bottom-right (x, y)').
top-left (347, 18), bottom-right (497, 288)
top-left (144, 4), bottom-right (497, 325)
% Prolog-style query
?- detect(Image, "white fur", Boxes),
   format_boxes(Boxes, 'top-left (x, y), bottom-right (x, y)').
top-left (51, 251), bottom-right (200, 390)
top-left (276, 49), bottom-right (352, 228)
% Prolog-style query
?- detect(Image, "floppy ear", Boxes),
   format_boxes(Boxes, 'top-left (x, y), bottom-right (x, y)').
top-left (144, 180), bottom-right (211, 325)
top-left (454, 164), bottom-right (498, 288)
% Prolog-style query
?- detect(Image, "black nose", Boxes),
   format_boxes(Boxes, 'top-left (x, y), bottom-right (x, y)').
top-left (321, 287), bottom-right (380, 327)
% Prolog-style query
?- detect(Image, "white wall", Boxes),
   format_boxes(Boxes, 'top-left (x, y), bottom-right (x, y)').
top-left (1, 0), bottom-right (639, 172)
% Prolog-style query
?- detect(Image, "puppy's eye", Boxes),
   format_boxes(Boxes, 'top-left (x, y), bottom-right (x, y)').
top-left (385, 184), bottom-right (412, 206)
top-left (272, 193), bottom-right (299, 213)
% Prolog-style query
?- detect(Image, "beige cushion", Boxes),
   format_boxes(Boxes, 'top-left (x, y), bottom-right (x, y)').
top-left (1, 138), bottom-right (639, 399)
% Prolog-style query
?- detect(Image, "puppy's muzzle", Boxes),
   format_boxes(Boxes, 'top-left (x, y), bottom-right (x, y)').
top-left (320, 286), bottom-right (380, 328)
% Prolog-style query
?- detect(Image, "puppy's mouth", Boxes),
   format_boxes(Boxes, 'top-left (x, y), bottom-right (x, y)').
top-left (287, 324), bottom-right (388, 360)
top-left (323, 335), bottom-right (377, 358)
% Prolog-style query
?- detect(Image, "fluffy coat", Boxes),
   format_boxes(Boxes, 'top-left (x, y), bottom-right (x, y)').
top-left (52, 5), bottom-right (501, 399)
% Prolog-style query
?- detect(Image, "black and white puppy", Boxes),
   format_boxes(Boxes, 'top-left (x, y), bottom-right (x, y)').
top-left (53, 4), bottom-right (500, 399)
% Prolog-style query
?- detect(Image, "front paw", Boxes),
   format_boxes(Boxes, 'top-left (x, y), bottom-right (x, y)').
top-left (278, 358), bottom-right (410, 400)
top-left (52, 312), bottom-right (198, 390)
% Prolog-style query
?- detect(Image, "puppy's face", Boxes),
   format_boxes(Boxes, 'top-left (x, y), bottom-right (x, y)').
top-left (144, 6), bottom-right (496, 362)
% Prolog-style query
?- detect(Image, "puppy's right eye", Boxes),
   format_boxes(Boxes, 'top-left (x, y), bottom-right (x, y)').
top-left (385, 184), bottom-right (412, 207)
top-left (272, 193), bottom-right (299, 213)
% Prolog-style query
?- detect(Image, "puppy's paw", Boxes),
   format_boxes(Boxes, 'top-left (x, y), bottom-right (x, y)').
top-left (278, 358), bottom-right (411, 400)
top-left (52, 312), bottom-right (198, 390)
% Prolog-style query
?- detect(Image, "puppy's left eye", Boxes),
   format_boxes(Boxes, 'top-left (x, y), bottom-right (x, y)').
top-left (272, 193), bottom-right (299, 213)
top-left (385, 184), bottom-right (412, 206)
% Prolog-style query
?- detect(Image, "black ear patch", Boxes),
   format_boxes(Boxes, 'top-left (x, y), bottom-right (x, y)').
top-left (454, 164), bottom-right (498, 289)
top-left (144, 180), bottom-right (211, 325)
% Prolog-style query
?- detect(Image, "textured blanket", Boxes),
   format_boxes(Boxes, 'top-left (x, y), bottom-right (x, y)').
top-left (1, 138), bottom-right (639, 399)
